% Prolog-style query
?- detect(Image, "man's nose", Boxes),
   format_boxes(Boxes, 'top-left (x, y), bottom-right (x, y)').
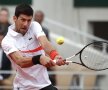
top-left (24, 21), bottom-right (28, 26)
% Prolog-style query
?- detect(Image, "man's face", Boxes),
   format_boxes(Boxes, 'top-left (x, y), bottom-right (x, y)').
top-left (13, 14), bottom-right (32, 35)
top-left (0, 10), bottom-right (9, 23)
top-left (34, 12), bottom-right (44, 24)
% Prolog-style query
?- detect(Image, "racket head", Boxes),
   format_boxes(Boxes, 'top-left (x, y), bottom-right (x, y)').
top-left (80, 41), bottom-right (108, 71)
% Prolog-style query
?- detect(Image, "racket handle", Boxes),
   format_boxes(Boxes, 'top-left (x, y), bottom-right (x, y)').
top-left (53, 59), bottom-right (72, 63)
top-left (53, 60), bottom-right (56, 63)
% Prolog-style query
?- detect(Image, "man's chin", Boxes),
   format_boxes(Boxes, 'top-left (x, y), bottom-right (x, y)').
top-left (20, 30), bottom-right (27, 35)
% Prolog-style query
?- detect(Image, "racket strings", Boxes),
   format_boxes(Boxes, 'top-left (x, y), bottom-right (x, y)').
top-left (81, 42), bottom-right (108, 70)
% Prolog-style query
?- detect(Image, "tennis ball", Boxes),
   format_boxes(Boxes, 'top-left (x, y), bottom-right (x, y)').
top-left (56, 37), bottom-right (64, 45)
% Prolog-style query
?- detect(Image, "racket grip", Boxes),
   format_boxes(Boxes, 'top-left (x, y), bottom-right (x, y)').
top-left (53, 59), bottom-right (72, 63)
top-left (53, 60), bottom-right (57, 63)
top-left (53, 59), bottom-right (66, 63)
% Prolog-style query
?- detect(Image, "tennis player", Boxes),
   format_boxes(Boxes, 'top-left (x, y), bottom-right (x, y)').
top-left (1, 4), bottom-right (67, 90)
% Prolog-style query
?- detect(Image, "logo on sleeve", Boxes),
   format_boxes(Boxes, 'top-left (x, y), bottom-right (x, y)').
top-left (4, 46), bottom-right (11, 52)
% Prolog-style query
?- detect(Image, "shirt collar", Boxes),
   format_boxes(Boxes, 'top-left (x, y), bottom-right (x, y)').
top-left (8, 24), bottom-right (22, 37)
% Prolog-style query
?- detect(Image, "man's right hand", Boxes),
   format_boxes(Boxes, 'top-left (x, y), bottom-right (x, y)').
top-left (40, 55), bottom-right (56, 68)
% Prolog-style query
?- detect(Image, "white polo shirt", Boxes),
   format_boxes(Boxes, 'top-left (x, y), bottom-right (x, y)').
top-left (1, 21), bottom-right (51, 90)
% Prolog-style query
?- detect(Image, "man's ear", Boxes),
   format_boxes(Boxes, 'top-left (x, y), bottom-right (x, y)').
top-left (13, 16), bottom-right (17, 22)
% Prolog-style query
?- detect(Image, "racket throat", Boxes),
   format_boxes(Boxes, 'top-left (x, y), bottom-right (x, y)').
top-left (65, 55), bottom-right (76, 62)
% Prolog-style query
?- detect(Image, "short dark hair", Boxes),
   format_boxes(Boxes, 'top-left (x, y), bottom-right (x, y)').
top-left (15, 3), bottom-right (33, 17)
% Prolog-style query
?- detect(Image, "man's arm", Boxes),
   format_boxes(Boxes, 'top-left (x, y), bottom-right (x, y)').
top-left (38, 36), bottom-right (55, 55)
top-left (9, 51), bottom-right (56, 68)
top-left (38, 36), bottom-right (67, 65)
top-left (9, 51), bottom-right (33, 68)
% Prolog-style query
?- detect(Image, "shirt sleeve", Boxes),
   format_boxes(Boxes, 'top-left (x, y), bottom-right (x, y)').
top-left (32, 21), bottom-right (45, 38)
top-left (1, 39), bottom-right (18, 55)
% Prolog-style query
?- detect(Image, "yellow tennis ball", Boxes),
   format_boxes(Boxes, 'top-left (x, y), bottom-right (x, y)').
top-left (56, 37), bottom-right (64, 45)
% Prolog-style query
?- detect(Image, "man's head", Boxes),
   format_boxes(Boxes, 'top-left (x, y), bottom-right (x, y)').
top-left (0, 8), bottom-right (9, 24)
top-left (34, 11), bottom-right (44, 25)
top-left (13, 3), bottom-right (33, 35)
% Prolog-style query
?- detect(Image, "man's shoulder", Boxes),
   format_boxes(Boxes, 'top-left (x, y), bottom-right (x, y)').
top-left (2, 34), bottom-right (14, 45)
top-left (31, 21), bottom-right (40, 26)
top-left (30, 21), bottom-right (42, 32)
top-left (1, 36), bottom-right (9, 48)
top-left (2, 36), bottom-right (9, 43)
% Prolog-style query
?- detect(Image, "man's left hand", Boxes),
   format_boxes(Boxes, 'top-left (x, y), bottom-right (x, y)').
top-left (54, 55), bottom-right (68, 66)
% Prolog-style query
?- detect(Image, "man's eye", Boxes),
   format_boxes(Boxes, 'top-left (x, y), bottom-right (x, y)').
top-left (21, 19), bottom-right (25, 22)
top-left (28, 20), bottom-right (31, 22)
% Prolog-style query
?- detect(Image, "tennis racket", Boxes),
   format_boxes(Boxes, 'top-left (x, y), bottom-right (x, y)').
top-left (54, 41), bottom-right (108, 71)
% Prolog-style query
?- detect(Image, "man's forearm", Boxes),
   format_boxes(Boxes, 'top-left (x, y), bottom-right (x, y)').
top-left (38, 36), bottom-right (59, 60)
top-left (9, 52), bottom-right (42, 68)
top-left (38, 36), bottom-right (56, 55)
top-left (41, 40), bottom-right (59, 60)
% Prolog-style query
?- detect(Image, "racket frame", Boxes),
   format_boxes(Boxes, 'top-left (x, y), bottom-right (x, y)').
top-left (65, 41), bottom-right (108, 71)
